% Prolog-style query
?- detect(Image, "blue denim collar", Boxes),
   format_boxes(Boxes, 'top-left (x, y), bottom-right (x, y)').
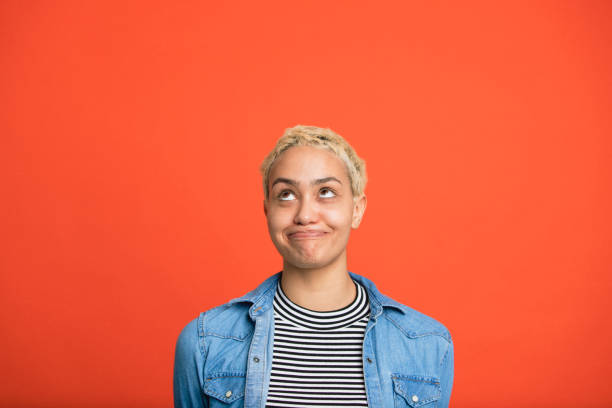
top-left (227, 270), bottom-right (405, 319)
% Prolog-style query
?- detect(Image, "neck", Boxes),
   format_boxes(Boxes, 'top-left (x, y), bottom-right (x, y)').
top-left (280, 250), bottom-right (355, 311)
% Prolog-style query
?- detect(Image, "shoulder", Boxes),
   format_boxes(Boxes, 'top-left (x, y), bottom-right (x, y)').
top-left (177, 301), bottom-right (254, 347)
top-left (176, 273), bottom-right (280, 346)
top-left (201, 301), bottom-right (254, 340)
top-left (175, 300), bottom-right (254, 355)
top-left (351, 271), bottom-right (452, 344)
top-left (380, 295), bottom-right (452, 344)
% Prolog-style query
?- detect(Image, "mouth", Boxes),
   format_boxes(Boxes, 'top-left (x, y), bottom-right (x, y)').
top-left (288, 231), bottom-right (328, 240)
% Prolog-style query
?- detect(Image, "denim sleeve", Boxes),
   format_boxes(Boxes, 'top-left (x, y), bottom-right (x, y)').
top-left (173, 317), bottom-right (207, 408)
top-left (438, 338), bottom-right (454, 408)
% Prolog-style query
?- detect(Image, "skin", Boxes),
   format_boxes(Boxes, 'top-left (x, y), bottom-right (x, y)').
top-left (263, 145), bottom-right (367, 311)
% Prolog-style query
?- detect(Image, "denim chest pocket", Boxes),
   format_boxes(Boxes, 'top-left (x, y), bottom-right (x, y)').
top-left (391, 374), bottom-right (441, 408)
top-left (203, 372), bottom-right (246, 407)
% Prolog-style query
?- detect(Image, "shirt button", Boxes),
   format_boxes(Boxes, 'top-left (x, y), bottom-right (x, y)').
top-left (253, 357), bottom-right (260, 363)
top-left (412, 395), bottom-right (419, 402)
top-left (225, 390), bottom-right (232, 398)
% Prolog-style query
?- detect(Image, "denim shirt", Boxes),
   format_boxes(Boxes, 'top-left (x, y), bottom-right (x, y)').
top-left (173, 271), bottom-right (454, 408)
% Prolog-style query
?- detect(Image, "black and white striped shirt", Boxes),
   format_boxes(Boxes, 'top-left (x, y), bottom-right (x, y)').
top-left (265, 279), bottom-right (371, 408)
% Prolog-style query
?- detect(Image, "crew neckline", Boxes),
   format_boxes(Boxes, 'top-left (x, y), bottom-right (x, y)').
top-left (273, 279), bottom-right (370, 330)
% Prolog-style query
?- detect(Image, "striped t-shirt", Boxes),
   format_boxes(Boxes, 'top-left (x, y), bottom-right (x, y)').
top-left (265, 279), bottom-right (371, 408)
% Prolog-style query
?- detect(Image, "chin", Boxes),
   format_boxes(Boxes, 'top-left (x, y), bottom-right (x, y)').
top-left (285, 257), bottom-right (324, 270)
top-left (283, 251), bottom-right (338, 271)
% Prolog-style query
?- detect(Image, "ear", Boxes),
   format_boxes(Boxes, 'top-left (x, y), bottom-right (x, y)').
top-left (263, 199), bottom-right (268, 217)
top-left (351, 193), bottom-right (367, 229)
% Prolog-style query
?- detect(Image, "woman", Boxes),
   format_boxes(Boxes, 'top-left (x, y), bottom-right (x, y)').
top-left (173, 125), bottom-right (454, 407)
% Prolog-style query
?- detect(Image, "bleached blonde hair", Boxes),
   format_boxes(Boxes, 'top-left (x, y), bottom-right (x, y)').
top-left (259, 125), bottom-right (367, 202)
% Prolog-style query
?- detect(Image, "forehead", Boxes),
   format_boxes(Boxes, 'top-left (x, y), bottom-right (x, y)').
top-left (269, 145), bottom-right (349, 182)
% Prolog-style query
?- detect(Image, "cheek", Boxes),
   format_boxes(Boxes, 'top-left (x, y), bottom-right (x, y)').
top-left (267, 215), bottom-right (280, 233)
top-left (267, 209), bottom-right (291, 234)
top-left (322, 207), bottom-right (353, 229)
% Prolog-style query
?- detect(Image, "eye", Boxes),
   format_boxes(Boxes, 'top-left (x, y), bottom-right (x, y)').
top-left (320, 187), bottom-right (336, 198)
top-left (278, 190), bottom-right (296, 201)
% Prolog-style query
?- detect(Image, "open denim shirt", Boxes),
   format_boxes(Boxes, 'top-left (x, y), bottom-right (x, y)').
top-left (173, 271), bottom-right (454, 407)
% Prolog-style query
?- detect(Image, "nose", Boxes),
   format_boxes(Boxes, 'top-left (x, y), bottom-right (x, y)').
top-left (294, 195), bottom-right (318, 225)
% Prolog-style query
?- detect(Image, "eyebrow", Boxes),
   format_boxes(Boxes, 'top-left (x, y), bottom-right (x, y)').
top-left (271, 176), bottom-right (342, 189)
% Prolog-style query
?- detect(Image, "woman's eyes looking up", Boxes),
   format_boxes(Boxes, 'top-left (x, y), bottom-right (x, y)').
top-left (278, 188), bottom-right (336, 201)
top-left (319, 188), bottom-right (336, 199)
top-left (278, 191), bottom-right (294, 200)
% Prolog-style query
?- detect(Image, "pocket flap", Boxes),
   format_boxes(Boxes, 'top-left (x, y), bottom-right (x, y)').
top-left (391, 374), bottom-right (441, 407)
top-left (203, 372), bottom-right (246, 403)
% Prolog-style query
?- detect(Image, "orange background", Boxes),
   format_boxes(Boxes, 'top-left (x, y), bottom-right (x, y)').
top-left (1, 1), bottom-right (611, 407)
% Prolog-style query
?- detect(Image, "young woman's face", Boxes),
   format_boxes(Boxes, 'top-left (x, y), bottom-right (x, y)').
top-left (263, 145), bottom-right (366, 270)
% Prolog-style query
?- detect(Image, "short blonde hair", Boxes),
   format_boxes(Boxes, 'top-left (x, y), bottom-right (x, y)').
top-left (260, 125), bottom-right (367, 202)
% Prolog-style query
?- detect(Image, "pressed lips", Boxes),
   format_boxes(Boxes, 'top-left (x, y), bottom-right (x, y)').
top-left (288, 229), bottom-right (327, 239)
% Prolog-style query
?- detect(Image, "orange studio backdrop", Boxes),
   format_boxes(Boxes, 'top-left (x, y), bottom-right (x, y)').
top-left (1, 1), bottom-right (610, 407)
